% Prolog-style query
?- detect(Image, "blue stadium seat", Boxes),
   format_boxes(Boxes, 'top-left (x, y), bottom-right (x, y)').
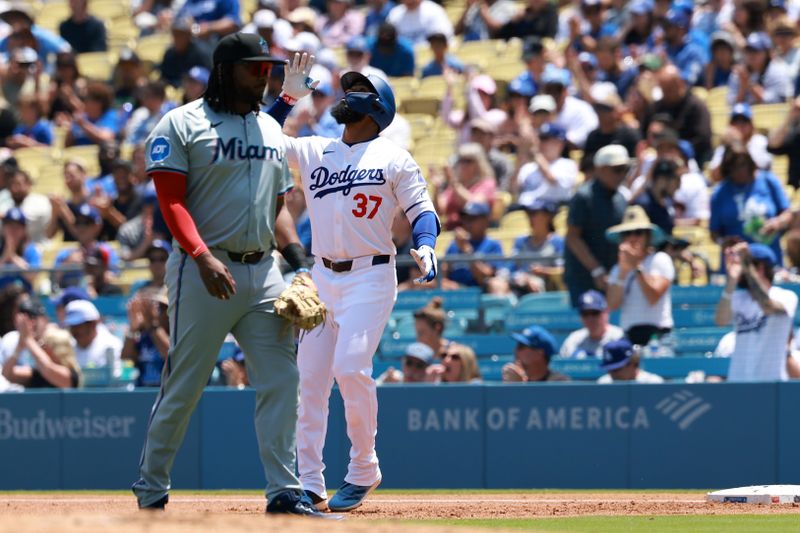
top-left (673, 327), bottom-right (729, 355)
top-left (671, 285), bottom-right (724, 307)
top-left (671, 307), bottom-right (718, 328)
top-left (515, 291), bottom-right (571, 312)
top-left (506, 310), bottom-right (582, 332)
top-left (94, 296), bottom-right (128, 318)
top-left (549, 356), bottom-right (730, 380)
top-left (393, 288), bottom-right (481, 311)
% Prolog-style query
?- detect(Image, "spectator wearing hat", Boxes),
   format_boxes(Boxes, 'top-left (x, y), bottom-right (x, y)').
top-left (420, 32), bottom-right (464, 78)
top-left (455, 0), bottom-right (516, 41)
top-left (0, 45), bottom-right (50, 111)
top-left (514, 122), bottom-right (577, 206)
top-left (528, 94), bottom-right (556, 130)
top-left (729, 31), bottom-right (793, 105)
top-left (468, 118), bottom-right (513, 190)
top-left (7, 94), bottom-right (54, 148)
top-left (159, 17), bottom-right (213, 88)
top-left (508, 39), bottom-right (547, 106)
top-left (704, 31), bottom-right (737, 90)
top-left (443, 72), bottom-right (507, 144)
top-left (47, 159), bottom-right (90, 242)
top-left (123, 286), bottom-right (170, 387)
top-left (505, 198), bottom-right (563, 294)
top-left (50, 286), bottom-right (90, 327)
top-left (495, 76), bottom-right (537, 150)
top-left (541, 65), bottom-right (598, 149)
top-left (59, 0), bottom-right (107, 53)
top-left (622, 0), bottom-right (654, 52)
top-left (386, 0), bottom-right (454, 45)
top-left (367, 23), bottom-right (415, 77)
top-left (564, 144), bottom-right (628, 307)
top-left (377, 341), bottom-right (435, 384)
top-left (0, 207), bottom-right (40, 289)
top-left (443, 202), bottom-right (506, 289)
top-left (83, 247), bottom-right (124, 297)
top-left (428, 342), bottom-right (481, 383)
top-left (660, 9), bottom-right (707, 87)
top-left (566, 0), bottom-right (618, 54)
top-left (560, 290), bottom-right (624, 358)
top-left (633, 158), bottom-right (682, 235)
top-left (3, 322), bottom-right (82, 389)
top-left (642, 65), bottom-right (712, 166)
top-left (771, 16), bottom-right (800, 83)
top-left (92, 158), bottom-right (144, 242)
top-left (413, 296), bottom-right (450, 358)
top-left (65, 81), bottom-right (121, 147)
top-left (597, 338), bottom-right (664, 383)
top-left (709, 103), bottom-right (772, 181)
top-left (606, 205), bottom-right (674, 345)
top-left (131, 239), bottom-right (172, 296)
top-left (173, 0), bottom-right (241, 44)
top-left (53, 203), bottom-right (119, 289)
top-left (496, 0), bottom-right (557, 40)
top-left (0, 167), bottom-right (51, 244)
top-left (716, 242), bottom-right (798, 382)
top-left (435, 143), bottom-right (497, 230)
top-left (181, 66), bottom-right (210, 104)
top-left (365, 0), bottom-right (397, 38)
top-left (0, 5), bottom-right (71, 74)
top-left (315, 0), bottom-right (365, 48)
top-left (711, 141), bottom-right (789, 265)
top-left (63, 299), bottom-right (122, 372)
top-left (581, 83), bottom-right (639, 173)
top-left (345, 36), bottom-right (388, 79)
top-left (503, 325), bottom-right (569, 382)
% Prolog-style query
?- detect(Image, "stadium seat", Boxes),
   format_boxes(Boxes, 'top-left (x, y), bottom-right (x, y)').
top-left (672, 285), bottom-right (724, 306)
top-left (63, 145), bottom-right (101, 176)
top-left (499, 210), bottom-right (528, 233)
top-left (673, 327), bottom-right (728, 355)
top-left (506, 310), bottom-right (582, 333)
top-left (393, 287), bottom-right (482, 311)
top-left (752, 103), bottom-right (790, 132)
top-left (136, 33), bottom-right (172, 64)
top-left (77, 51), bottom-right (117, 82)
top-left (515, 291), bottom-right (571, 312)
top-left (400, 97), bottom-right (441, 116)
top-left (672, 307), bottom-right (718, 328)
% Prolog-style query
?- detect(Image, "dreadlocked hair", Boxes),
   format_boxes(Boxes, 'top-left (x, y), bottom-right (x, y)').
top-left (203, 63), bottom-right (261, 114)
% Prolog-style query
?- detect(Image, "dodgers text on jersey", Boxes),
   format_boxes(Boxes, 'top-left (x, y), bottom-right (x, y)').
top-left (309, 165), bottom-right (386, 199)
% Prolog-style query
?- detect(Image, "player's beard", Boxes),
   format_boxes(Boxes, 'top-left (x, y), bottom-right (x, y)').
top-left (331, 99), bottom-right (366, 124)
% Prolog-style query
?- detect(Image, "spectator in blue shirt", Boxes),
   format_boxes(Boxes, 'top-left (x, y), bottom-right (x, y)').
top-left (53, 203), bottom-right (119, 289)
top-left (174, 0), bottom-right (241, 43)
top-left (122, 287), bottom-right (169, 387)
top-left (8, 94), bottom-right (54, 148)
top-left (704, 31), bottom-right (736, 90)
top-left (364, 0), bottom-right (396, 38)
top-left (444, 202), bottom-right (506, 289)
top-left (662, 10), bottom-right (707, 86)
top-left (569, 0), bottom-right (618, 53)
top-left (506, 199), bottom-right (564, 294)
top-left (66, 81), bottom-right (120, 147)
top-left (0, 5), bottom-right (71, 73)
top-left (634, 158), bottom-right (681, 235)
top-left (0, 207), bottom-right (41, 290)
top-left (710, 142), bottom-right (790, 265)
top-left (369, 23), bottom-right (415, 77)
top-left (420, 32), bottom-right (464, 78)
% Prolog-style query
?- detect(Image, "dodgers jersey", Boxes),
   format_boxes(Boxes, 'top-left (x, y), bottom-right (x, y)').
top-left (144, 99), bottom-right (293, 253)
top-left (285, 135), bottom-right (436, 260)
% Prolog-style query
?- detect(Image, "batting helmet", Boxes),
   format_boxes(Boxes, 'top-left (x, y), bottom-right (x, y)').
top-left (340, 71), bottom-right (396, 133)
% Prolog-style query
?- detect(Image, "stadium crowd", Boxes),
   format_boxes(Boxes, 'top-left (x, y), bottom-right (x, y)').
top-left (0, 0), bottom-right (799, 391)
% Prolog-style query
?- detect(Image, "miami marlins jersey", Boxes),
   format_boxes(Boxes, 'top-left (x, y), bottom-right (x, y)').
top-left (145, 99), bottom-right (293, 253)
top-left (284, 135), bottom-right (436, 260)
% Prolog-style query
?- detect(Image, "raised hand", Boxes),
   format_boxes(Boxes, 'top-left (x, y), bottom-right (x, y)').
top-left (282, 52), bottom-right (318, 101)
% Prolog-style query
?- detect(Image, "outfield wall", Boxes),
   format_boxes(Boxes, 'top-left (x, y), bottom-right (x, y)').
top-left (0, 383), bottom-right (796, 490)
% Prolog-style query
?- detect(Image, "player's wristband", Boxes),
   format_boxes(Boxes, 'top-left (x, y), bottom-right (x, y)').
top-left (280, 242), bottom-right (312, 271)
top-left (279, 92), bottom-right (298, 105)
top-left (591, 266), bottom-right (606, 278)
top-left (296, 267), bottom-right (310, 274)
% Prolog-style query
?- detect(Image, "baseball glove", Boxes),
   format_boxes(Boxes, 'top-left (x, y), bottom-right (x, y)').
top-left (274, 275), bottom-right (326, 330)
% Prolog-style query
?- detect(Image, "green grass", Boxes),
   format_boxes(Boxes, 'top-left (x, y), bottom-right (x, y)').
top-left (423, 516), bottom-right (800, 533)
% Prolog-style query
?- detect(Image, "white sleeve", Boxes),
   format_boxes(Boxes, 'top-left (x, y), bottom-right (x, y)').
top-left (556, 159), bottom-right (579, 188)
top-left (393, 152), bottom-right (438, 225)
top-left (648, 252), bottom-right (675, 281)
top-left (773, 288), bottom-right (799, 317)
top-left (708, 146), bottom-right (724, 170)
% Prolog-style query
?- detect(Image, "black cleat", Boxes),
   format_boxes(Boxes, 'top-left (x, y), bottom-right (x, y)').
top-left (139, 494), bottom-right (168, 511)
top-left (266, 490), bottom-right (342, 519)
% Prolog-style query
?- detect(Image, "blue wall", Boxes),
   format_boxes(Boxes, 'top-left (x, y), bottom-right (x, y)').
top-left (0, 383), bottom-right (794, 490)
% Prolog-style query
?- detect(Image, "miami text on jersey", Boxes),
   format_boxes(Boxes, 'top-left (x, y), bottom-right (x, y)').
top-left (309, 165), bottom-right (386, 199)
top-left (211, 137), bottom-right (285, 162)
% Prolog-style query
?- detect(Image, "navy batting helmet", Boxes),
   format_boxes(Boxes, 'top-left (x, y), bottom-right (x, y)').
top-left (340, 71), bottom-right (396, 133)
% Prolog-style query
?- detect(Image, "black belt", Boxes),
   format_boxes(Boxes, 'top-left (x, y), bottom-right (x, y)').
top-left (322, 255), bottom-right (390, 272)
top-left (179, 248), bottom-right (265, 264)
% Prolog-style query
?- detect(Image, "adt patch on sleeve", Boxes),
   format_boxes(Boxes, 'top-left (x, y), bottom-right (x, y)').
top-left (150, 137), bottom-right (171, 162)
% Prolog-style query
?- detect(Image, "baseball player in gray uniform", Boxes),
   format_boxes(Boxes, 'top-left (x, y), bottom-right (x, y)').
top-left (131, 33), bottom-right (328, 517)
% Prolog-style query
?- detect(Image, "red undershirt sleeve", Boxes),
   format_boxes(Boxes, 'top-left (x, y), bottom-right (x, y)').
top-left (152, 171), bottom-right (208, 259)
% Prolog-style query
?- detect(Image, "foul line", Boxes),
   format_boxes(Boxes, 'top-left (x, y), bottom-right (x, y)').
top-left (0, 497), bottom-right (709, 505)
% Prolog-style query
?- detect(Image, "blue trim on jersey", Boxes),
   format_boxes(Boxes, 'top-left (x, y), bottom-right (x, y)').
top-left (411, 210), bottom-right (440, 250)
top-left (146, 166), bottom-right (188, 176)
top-left (138, 253), bottom-right (186, 470)
top-left (277, 184), bottom-right (294, 196)
top-left (266, 97), bottom-right (293, 128)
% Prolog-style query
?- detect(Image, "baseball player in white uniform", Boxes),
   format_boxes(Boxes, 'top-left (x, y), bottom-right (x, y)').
top-left (276, 61), bottom-right (440, 511)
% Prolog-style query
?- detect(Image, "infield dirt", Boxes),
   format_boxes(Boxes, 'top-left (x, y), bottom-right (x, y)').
top-left (0, 492), bottom-right (797, 532)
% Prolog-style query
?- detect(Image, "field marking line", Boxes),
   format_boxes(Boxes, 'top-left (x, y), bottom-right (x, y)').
top-left (0, 497), bottom-right (709, 505)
